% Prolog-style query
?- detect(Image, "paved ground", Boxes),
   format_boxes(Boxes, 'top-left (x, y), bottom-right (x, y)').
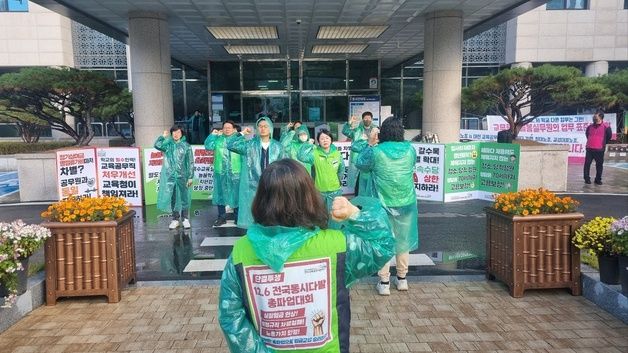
top-left (1, 281), bottom-right (627, 353)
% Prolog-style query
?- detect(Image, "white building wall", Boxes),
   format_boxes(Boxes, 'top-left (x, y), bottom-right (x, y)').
top-left (505, 0), bottom-right (628, 65)
top-left (0, 2), bottom-right (74, 67)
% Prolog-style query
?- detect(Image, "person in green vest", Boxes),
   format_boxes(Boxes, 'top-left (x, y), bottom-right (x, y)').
top-left (218, 159), bottom-right (394, 353)
top-left (297, 129), bottom-right (343, 229)
top-left (227, 116), bottom-right (286, 229)
top-left (356, 117), bottom-right (418, 296)
top-left (154, 125), bottom-right (194, 230)
top-left (342, 111), bottom-right (376, 196)
top-left (282, 125), bottom-right (312, 174)
top-left (204, 120), bottom-right (242, 227)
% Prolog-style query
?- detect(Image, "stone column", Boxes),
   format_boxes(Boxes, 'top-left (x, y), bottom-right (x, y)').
top-left (585, 61), bottom-right (608, 77)
top-left (128, 12), bottom-right (173, 147)
top-left (422, 10), bottom-right (463, 143)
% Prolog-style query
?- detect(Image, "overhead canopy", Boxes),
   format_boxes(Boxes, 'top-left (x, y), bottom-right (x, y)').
top-left (33, 0), bottom-right (546, 71)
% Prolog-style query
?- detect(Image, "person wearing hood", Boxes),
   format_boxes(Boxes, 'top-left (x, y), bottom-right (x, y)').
top-left (297, 129), bottom-right (344, 228)
top-left (218, 159), bottom-right (394, 353)
top-left (227, 116), bottom-right (286, 228)
top-left (342, 111), bottom-right (376, 196)
top-left (204, 120), bottom-right (242, 227)
top-left (280, 120), bottom-right (302, 143)
top-left (154, 125), bottom-right (194, 230)
top-left (356, 117), bottom-right (418, 296)
top-left (282, 125), bottom-right (313, 174)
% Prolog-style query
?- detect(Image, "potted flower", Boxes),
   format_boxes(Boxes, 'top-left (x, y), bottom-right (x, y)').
top-left (572, 217), bottom-right (617, 284)
top-left (0, 220), bottom-right (51, 308)
top-left (610, 216), bottom-right (628, 294)
top-left (41, 196), bottom-right (136, 305)
top-left (486, 188), bottom-right (583, 297)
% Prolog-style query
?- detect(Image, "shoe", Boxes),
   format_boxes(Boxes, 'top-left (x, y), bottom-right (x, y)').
top-left (213, 217), bottom-right (227, 227)
top-left (594, 180), bottom-right (602, 185)
top-left (168, 220), bottom-right (180, 229)
top-left (395, 277), bottom-right (409, 291)
top-left (584, 180), bottom-right (591, 184)
top-left (182, 218), bottom-right (191, 229)
top-left (376, 282), bottom-right (390, 296)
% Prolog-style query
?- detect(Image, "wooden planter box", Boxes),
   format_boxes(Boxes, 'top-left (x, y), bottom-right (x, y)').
top-left (485, 208), bottom-right (584, 298)
top-left (43, 211), bottom-right (136, 305)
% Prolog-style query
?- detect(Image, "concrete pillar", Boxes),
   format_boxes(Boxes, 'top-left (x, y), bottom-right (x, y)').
top-left (585, 61), bottom-right (608, 77)
top-left (422, 10), bottom-right (463, 143)
top-left (128, 12), bottom-right (173, 147)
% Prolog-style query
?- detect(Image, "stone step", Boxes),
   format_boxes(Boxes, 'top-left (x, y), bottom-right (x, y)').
top-left (200, 236), bottom-right (240, 247)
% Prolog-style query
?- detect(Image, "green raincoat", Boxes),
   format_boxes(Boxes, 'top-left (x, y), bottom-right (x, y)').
top-left (297, 143), bottom-right (343, 228)
top-left (154, 135), bottom-right (194, 213)
top-left (356, 141), bottom-right (419, 254)
top-left (281, 126), bottom-right (312, 174)
top-left (227, 117), bottom-right (287, 228)
top-left (342, 122), bottom-right (375, 194)
top-left (218, 197), bottom-right (395, 353)
top-left (204, 132), bottom-right (242, 207)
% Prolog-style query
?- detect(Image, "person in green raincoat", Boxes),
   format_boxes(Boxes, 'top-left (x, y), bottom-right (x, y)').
top-left (204, 120), bottom-right (242, 227)
top-left (154, 125), bottom-right (194, 230)
top-left (227, 116), bottom-right (286, 228)
top-left (279, 120), bottom-right (302, 142)
top-left (342, 111), bottom-right (376, 196)
top-left (218, 159), bottom-right (394, 353)
top-left (297, 129), bottom-right (343, 229)
top-left (355, 117), bottom-right (418, 296)
top-left (282, 125), bottom-right (312, 174)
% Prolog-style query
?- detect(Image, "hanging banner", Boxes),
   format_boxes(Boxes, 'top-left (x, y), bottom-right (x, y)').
top-left (349, 95), bottom-right (381, 126)
top-left (333, 141), bottom-right (353, 195)
top-left (191, 146), bottom-right (214, 200)
top-left (477, 143), bottom-right (520, 201)
top-left (96, 148), bottom-right (143, 206)
top-left (412, 144), bottom-right (445, 202)
top-left (56, 148), bottom-right (98, 199)
top-left (142, 148), bottom-right (163, 205)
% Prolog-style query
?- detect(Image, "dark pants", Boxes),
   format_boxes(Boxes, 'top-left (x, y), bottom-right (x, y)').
top-left (584, 149), bottom-right (604, 183)
top-left (217, 205), bottom-right (239, 220)
top-left (171, 192), bottom-right (188, 220)
top-left (354, 173), bottom-right (360, 196)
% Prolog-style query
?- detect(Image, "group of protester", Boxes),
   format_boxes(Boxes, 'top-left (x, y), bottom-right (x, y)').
top-left (153, 112), bottom-right (420, 352)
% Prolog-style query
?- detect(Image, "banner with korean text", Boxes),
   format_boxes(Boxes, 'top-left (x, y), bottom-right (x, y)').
top-left (56, 148), bottom-right (98, 199)
top-left (96, 148), bottom-right (143, 206)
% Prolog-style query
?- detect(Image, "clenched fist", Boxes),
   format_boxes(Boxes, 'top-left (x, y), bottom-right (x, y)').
top-left (331, 197), bottom-right (360, 221)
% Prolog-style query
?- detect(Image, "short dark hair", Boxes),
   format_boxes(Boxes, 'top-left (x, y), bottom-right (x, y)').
top-left (293, 120), bottom-right (302, 125)
top-left (362, 111), bottom-right (373, 119)
top-left (252, 159), bottom-right (328, 229)
top-left (316, 129), bottom-right (333, 143)
top-left (223, 120), bottom-right (236, 128)
top-left (170, 124), bottom-right (186, 136)
top-left (378, 117), bottom-right (405, 143)
top-left (595, 110), bottom-right (605, 119)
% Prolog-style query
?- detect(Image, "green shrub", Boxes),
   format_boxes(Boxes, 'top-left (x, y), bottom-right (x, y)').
top-left (0, 141), bottom-right (74, 155)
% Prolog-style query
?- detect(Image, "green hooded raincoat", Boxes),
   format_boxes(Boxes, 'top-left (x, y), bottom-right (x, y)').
top-left (154, 135), bottom-right (194, 213)
top-left (281, 126), bottom-right (312, 174)
top-left (342, 122), bottom-right (375, 195)
top-left (204, 132), bottom-right (242, 207)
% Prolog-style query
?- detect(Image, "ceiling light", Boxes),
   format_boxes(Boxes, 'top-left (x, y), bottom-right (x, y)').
top-left (208, 26), bottom-right (278, 39)
top-left (224, 45), bottom-right (280, 55)
top-left (317, 25), bottom-right (388, 39)
top-left (312, 44), bottom-right (367, 54)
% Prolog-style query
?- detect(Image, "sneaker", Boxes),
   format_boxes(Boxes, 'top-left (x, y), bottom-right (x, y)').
top-left (213, 217), bottom-right (227, 227)
top-left (182, 218), bottom-right (191, 229)
top-left (395, 277), bottom-right (408, 291)
top-left (584, 180), bottom-right (591, 184)
top-left (376, 282), bottom-right (390, 296)
top-left (168, 220), bottom-right (180, 229)
top-left (594, 180), bottom-right (603, 185)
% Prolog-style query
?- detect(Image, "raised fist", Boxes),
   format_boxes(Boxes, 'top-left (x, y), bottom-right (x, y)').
top-left (331, 197), bottom-right (360, 221)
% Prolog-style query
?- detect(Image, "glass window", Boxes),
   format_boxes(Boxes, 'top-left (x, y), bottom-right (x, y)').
top-left (303, 61), bottom-right (346, 90)
top-left (546, 0), bottom-right (587, 10)
top-left (302, 96), bottom-right (324, 123)
top-left (186, 80), bottom-right (208, 116)
top-left (402, 78), bottom-right (423, 129)
top-left (242, 96), bottom-right (289, 124)
top-left (242, 61), bottom-right (287, 91)
top-left (0, 0), bottom-right (29, 12)
top-left (211, 62), bottom-right (240, 91)
top-left (325, 96), bottom-right (348, 122)
top-left (290, 92), bottom-right (300, 120)
top-left (349, 61), bottom-right (378, 90)
top-left (172, 81), bottom-right (185, 122)
top-left (625, 0), bottom-right (628, 9)
top-left (381, 79), bottom-right (401, 119)
top-left (290, 60), bottom-right (299, 90)
top-left (403, 66), bottom-right (422, 78)
top-left (211, 93), bottom-right (241, 124)
top-left (171, 67), bottom-right (183, 80)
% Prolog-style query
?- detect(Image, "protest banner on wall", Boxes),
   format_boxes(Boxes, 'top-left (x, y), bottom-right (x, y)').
top-left (96, 148), bottom-right (143, 206)
top-left (349, 96), bottom-right (381, 127)
top-left (412, 144), bottom-right (445, 202)
top-left (56, 148), bottom-right (98, 199)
